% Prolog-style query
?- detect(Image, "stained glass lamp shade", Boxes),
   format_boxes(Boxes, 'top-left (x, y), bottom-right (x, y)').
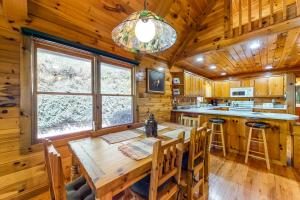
top-left (112, 10), bottom-right (177, 54)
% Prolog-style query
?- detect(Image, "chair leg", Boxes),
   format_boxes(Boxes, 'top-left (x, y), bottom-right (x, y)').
top-left (262, 129), bottom-right (270, 170)
top-left (245, 127), bottom-right (252, 164)
top-left (220, 124), bottom-right (226, 157)
top-left (209, 123), bottom-right (214, 151)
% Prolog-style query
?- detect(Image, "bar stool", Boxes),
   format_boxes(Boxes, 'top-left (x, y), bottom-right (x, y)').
top-left (209, 118), bottom-right (226, 157)
top-left (245, 121), bottom-right (270, 170)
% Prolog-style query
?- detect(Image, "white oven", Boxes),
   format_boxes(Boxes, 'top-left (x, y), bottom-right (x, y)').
top-left (230, 87), bottom-right (254, 97)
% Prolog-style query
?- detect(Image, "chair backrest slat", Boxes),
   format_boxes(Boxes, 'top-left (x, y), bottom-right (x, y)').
top-left (188, 123), bottom-right (208, 170)
top-left (43, 139), bottom-right (65, 200)
top-left (180, 114), bottom-right (201, 129)
top-left (149, 133), bottom-right (184, 199)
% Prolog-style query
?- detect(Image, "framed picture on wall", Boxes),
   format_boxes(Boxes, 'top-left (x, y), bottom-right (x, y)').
top-left (147, 69), bottom-right (165, 94)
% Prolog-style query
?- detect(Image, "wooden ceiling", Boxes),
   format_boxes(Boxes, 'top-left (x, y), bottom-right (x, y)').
top-left (177, 27), bottom-right (300, 78)
top-left (26, 0), bottom-right (211, 62)
top-left (1, 0), bottom-right (300, 78)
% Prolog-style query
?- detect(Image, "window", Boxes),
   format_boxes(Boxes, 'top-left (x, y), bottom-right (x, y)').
top-left (33, 41), bottom-right (135, 140)
top-left (101, 63), bottom-right (133, 127)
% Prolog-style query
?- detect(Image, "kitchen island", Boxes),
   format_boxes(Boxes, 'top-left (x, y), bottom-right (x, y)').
top-left (171, 107), bottom-right (299, 166)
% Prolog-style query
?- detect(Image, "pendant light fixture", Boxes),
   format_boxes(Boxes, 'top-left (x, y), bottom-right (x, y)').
top-left (112, 0), bottom-right (177, 54)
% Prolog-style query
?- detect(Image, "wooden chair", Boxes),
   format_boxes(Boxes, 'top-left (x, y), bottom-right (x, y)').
top-left (181, 123), bottom-right (208, 200)
top-left (43, 139), bottom-right (95, 200)
top-left (180, 114), bottom-right (201, 130)
top-left (129, 132), bottom-right (185, 199)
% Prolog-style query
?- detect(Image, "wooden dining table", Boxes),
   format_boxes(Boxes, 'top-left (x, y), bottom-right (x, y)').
top-left (68, 122), bottom-right (209, 200)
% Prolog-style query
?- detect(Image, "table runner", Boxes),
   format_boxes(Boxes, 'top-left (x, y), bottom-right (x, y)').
top-left (100, 130), bottom-right (142, 144)
top-left (162, 128), bottom-right (191, 140)
top-left (118, 137), bottom-right (159, 160)
top-left (136, 124), bottom-right (168, 132)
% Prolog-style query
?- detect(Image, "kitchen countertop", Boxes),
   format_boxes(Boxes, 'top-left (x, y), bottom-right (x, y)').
top-left (172, 107), bottom-right (298, 121)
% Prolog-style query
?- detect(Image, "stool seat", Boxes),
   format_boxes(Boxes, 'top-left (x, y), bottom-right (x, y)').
top-left (245, 121), bottom-right (270, 129)
top-left (209, 118), bottom-right (225, 124)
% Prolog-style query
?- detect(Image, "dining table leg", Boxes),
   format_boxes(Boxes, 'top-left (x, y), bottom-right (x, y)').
top-left (99, 191), bottom-right (113, 200)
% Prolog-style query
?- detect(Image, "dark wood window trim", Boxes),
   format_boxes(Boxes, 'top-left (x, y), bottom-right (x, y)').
top-left (20, 36), bottom-right (137, 149)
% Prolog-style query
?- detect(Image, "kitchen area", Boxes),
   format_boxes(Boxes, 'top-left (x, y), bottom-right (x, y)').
top-left (171, 70), bottom-right (299, 168)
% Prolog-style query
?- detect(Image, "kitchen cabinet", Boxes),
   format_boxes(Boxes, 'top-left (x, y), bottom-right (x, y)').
top-left (292, 125), bottom-right (300, 169)
top-left (268, 76), bottom-right (284, 96)
top-left (254, 78), bottom-right (269, 97)
top-left (229, 80), bottom-right (241, 88)
top-left (183, 72), bottom-right (209, 97)
top-left (184, 72), bottom-right (191, 96)
top-left (227, 117), bottom-right (246, 153)
top-left (214, 81), bottom-right (229, 97)
top-left (241, 79), bottom-right (254, 87)
top-left (205, 81), bottom-right (212, 97)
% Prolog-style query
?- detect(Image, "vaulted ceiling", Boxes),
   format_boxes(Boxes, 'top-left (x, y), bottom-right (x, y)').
top-left (1, 0), bottom-right (300, 78)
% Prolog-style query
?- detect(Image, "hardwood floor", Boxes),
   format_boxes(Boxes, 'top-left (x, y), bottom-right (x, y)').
top-left (29, 152), bottom-right (300, 200)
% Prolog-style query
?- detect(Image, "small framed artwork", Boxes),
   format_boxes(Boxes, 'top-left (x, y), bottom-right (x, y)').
top-left (173, 88), bottom-right (180, 96)
top-left (147, 69), bottom-right (165, 94)
top-left (173, 78), bottom-right (181, 84)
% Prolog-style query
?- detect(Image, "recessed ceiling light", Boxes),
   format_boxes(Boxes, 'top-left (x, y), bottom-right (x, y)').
top-left (249, 41), bottom-right (260, 49)
top-left (265, 65), bottom-right (273, 70)
top-left (196, 56), bottom-right (204, 62)
top-left (158, 67), bottom-right (164, 71)
top-left (209, 64), bottom-right (216, 70)
top-left (221, 72), bottom-right (227, 76)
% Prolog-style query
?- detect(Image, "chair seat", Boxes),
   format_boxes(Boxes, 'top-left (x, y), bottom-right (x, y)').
top-left (66, 176), bottom-right (95, 200)
top-left (209, 118), bottom-right (225, 124)
top-left (181, 151), bottom-right (203, 171)
top-left (245, 121), bottom-right (270, 129)
top-left (130, 175), bottom-right (173, 198)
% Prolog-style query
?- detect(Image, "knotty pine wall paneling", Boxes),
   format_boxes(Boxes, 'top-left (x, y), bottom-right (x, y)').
top-left (0, 15), bottom-right (173, 200)
top-left (136, 57), bottom-right (173, 123)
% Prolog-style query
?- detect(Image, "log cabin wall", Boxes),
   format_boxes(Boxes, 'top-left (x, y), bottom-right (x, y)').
top-left (0, 19), bottom-right (173, 200)
top-left (136, 57), bottom-right (172, 123)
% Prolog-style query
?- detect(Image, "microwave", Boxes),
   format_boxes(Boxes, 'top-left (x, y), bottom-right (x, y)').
top-left (230, 87), bottom-right (254, 97)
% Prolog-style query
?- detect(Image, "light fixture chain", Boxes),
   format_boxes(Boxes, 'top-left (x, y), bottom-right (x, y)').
top-left (144, 0), bottom-right (147, 10)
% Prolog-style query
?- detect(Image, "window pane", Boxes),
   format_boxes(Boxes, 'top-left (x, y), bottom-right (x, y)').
top-left (101, 63), bottom-right (131, 95)
top-left (102, 96), bottom-right (133, 127)
top-left (37, 94), bottom-right (93, 138)
top-left (37, 48), bottom-right (92, 93)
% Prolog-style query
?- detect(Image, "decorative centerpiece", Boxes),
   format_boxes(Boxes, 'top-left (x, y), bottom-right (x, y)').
top-left (145, 113), bottom-right (158, 137)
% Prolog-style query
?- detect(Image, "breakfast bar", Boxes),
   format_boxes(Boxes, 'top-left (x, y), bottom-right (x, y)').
top-left (171, 107), bottom-right (299, 166)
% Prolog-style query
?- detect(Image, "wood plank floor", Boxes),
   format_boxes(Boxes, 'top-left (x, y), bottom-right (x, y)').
top-left (29, 152), bottom-right (300, 200)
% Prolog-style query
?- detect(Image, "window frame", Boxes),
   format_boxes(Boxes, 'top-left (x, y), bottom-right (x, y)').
top-left (98, 57), bottom-right (135, 129)
top-left (31, 39), bottom-right (136, 143)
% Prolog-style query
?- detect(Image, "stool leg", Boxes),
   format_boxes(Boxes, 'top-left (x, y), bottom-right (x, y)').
top-left (262, 129), bottom-right (270, 170)
top-left (245, 127), bottom-right (253, 164)
top-left (220, 124), bottom-right (226, 157)
top-left (209, 123), bottom-right (214, 151)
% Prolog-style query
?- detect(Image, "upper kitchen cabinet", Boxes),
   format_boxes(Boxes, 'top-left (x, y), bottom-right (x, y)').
top-left (254, 78), bottom-right (269, 97)
top-left (176, 71), bottom-right (210, 97)
top-left (184, 72), bottom-right (191, 96)
top-left (241, 79), bottom-right (254, 87)
top-left (268, 76), bottom-right (284, 96)
top-left (229, 80), bottom-right (241, 88)
top-left (254, 76), bottom-right (285, 97)
top-left (214, 81), bottom-right (230, 97)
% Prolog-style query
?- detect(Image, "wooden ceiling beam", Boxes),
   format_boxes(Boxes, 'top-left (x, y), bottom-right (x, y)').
top-left (212, 66), bottom-right (300, 81)
top-left (2, 0), bottom-right (28, 21)
top-left (179, 16), bottom-right (300, 61)
top-left (152, 0), bottom-right (173, 17)
top-left (168, 0), bottom-right (217, 67)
